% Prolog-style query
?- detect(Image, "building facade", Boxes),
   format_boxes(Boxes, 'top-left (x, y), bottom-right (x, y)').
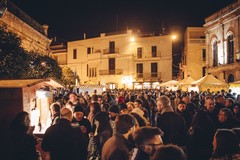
top-left (204, 0), bottom-right (240, 82)
top-left (67, 30), bottom-right (173, 89)
top-left (0, 1), bottom-right (51, 55)
top-left (180, 27), bottom-right (206, 80)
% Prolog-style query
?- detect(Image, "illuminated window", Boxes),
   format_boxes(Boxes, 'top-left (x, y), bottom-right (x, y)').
top-left (227, 34), bottom-right (234, 64)
top-left (212, 41), bottom-right (218, 67)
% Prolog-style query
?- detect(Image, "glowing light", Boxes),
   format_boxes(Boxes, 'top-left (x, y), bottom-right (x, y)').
top-left (171, 35), bottom-right (177, 40)
top-left (130, 37), bottom-right (135, 42)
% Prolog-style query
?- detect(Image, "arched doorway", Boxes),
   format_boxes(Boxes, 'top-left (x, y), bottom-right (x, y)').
top-left (228, 74), bottom-right (234, 83)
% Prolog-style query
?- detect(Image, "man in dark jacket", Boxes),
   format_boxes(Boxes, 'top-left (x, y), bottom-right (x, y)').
top-left (101, 114), bottom-right (137, 160)
top-left (41, 108), bottom-right (88, 160)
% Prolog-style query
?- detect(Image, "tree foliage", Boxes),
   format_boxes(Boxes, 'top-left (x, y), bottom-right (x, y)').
top-left (0, 25), bottom-right (62, 80)
top-left (61, 66), bottom-right (79, 87)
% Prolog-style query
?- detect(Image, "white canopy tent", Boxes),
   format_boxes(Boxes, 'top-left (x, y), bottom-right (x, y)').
top-left (229, 81), bottom-right (240, 95)
top-left (178, 76), bottom-right (196, 92)
top-left (159, 80), bottom-right (179, 91)
top-left (191, 74), bottom-right (229, 92)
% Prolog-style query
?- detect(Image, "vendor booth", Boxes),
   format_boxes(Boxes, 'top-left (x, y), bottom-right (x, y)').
top-left (229, 81), bottom-right (240, 95)
top-left (191, 74), bottom-right (229, 92)
top-left (158, 80), bottom-right (179, 91)
top-left (178, 76), bottom-right (196, 92)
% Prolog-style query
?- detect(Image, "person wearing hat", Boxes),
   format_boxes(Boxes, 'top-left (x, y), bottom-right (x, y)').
top-left (108, 104), bottom-right (120, 133)
top-left (72, 104), bottom-right (92, 141)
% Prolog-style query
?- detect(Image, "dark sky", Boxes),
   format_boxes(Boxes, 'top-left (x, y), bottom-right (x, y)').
top-left (10, 0), bottom-right (236, 42)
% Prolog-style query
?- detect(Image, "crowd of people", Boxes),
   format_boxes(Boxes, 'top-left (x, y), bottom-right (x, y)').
top-left (10, 88), bottom-right (240, 160)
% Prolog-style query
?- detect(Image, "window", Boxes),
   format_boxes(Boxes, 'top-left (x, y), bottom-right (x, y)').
top-left (109, 41), bottom-right (115, 53)
top-left (87, 47), bottom-right (91, 54)
top-left (73, 49), bottom-right (77, 59)
top-left (212, 41), bottom-right (218, 67)
top-left (202, 48), bottom-right (206, 61)
top-left (152, 46), bottom-right (157, 57)
top-left (151, 63), bottom-right (158, 77)
top-left (137, 47), bottom-right (142, 58)
top-left (228, 74), bottom-right (234, 83)
top-left (202, 66), bottom-right (206, 77)
top-left (227, 34), bottom-right (234, 64)
top-left (87, 64), bottom-right (88, 77)
top-left (137, 63), bottom-right (143, 78)
top-left (109, 58), bottom-right (115, 74)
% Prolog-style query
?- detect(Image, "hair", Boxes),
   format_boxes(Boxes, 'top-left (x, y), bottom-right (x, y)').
top-left (212, 129), bottom-right (240, 158)
top-left (91, 94), bottom-right (98, 102)
top-left (60, 108), bottom-right (72, 120)
top-left (205, 95), bottom-right (214, 101)
top-left (220, 108), bottom-right (233, 119)
top-left (94, 111), bottom-right (112, 134)
top-left (130, 112), bottom-right (149, 127)
top-left (177, 101), bottom-right (186, 106)
top-left (134, 99), bottom-right (143, 106)
top-left (158, 95), bottom-right (171, 107)
top-left (152, 144), bottom-right (186, 160)
top-left (226, 98), bottom-right (235, 105)
top-left (115, 114), bottom-right (137, 134)
top-left (50, 102), bottom-right (61, 115)
top-left (89, 102), bottom-right (101, 115)
top-left (68, 92), bottom-right (77, 97)
top-left (134, 126), bottom-right (163, 147)
top-left (10, 111), bottom-right (29, 134)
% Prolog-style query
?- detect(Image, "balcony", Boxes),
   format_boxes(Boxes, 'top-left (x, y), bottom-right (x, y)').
top-left (103, 48), bottom-right (119, 54)
top-left (99, 69), bottom-right (123, 75)
top-left (136, 72), bottom-right (161, 80)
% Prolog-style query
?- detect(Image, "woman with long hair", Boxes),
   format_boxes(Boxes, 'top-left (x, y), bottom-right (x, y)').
top-left (10, 111), bottom-right (39, 160)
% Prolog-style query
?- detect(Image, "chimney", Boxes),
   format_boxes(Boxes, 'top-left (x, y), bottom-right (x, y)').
top-left (42, 24), bottom-right (49, 36)
top-left (84, 33), bottom-right (86, 39)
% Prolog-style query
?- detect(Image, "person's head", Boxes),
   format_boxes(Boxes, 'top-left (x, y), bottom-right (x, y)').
top-left (94, 111), bottom-right (111, 133)
top-left (60, 108), bottom-right (73, 122)
top-left (91, 94), bottom-right (98, 103)
top-left (97, 95), bottom-right (103, 105)
top-left (182, 96), bottom-right (190, 104)
top-left (130, 112), bottom-right (149, 127)
top-left (68, 92), bottom-right (78, 103)
top-left (65, 101), bottom-right (74, 111)
top-left (115, 114), bottom-right (137, 136)
top-left (73, 105), bottom-right (84, 121)
top-left (218, 108), bottom-right (233, 123)
top-left (50, 102), bottom-right (61, 117)
top-left (215, 95), bottom-right (225, 105)
top-left (118, 102), bottom-right (128, 114)
top-left (11, 111), bottom-right (30, 133)
top-left (134, 126), bottom-right (163, 156)
top-left (134, 99), bottom-right (143, 109)
top-left (233, 105), bottom-right (240, 114)
top-left (89, 102), bottom-right (101, 114)
top-left (204, 96), bottom-right (215, 112)
top-left (212, 129), bottom-right (240, 157)
top-left (225, 98), bottom-right (235, 107)
top-left (126, 102), bottom-right (134, 112)
top-left (108, 104), bottom-right (120, 118)
top-left (152, 144), bottom-right (186, 160)
top-left (177, 101), bottom-right (186, 112)
top-left (157, 95), bottom-right (171, 112)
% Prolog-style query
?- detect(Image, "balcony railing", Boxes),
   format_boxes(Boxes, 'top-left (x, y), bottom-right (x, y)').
top-left (136, 72), bottom-right (161, 79)
top-left (99, 69), bottom-right (123, 75)
top-left (103, 48), bottom-right (119, 54)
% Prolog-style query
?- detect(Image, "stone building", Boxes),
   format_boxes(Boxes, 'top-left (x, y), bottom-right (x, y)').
top-left (180, 27), bottom-right (206, 80)
top-left (0, 0), bottom-right (51, 55)
top-left (67, 30), bottom-right (173, 89)
top-left (204, 0), bottom-right (240, 82)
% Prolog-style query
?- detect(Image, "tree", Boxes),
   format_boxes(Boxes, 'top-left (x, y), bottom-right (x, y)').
top-left (25, 52), bottom-right (62, 79)
top-left (61, 66), bottom-right (79, 87)
top-left (0, 25), bottom-right (28, 78)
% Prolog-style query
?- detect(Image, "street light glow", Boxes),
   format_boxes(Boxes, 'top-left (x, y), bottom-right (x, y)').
top-left (171, 35), bottom-right (177, 40)
top-left (130, 37), bottom-right (135, 42)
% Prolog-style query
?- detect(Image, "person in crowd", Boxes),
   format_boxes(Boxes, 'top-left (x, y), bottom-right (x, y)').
top-left (156, 95), bottom-right (187, 145)
top-left (130, 112), bottom-right (150, 127)
top-left (88, 111), bottom-right (113, 159)
top-left (10, 111), bottom-right (39, 160)
top-left (147, 93), bottom-right (158, 126)
top-left (87, 102), bottom-right (101, 124)
top-left (79, 97), bottom-right (89, 116)
top-left (232, 128), bottom-right (240, 145)
top-left (182, 95), bottom-right (197, 117)
top-left (176, 100), bottom-right (193, 129)
top-left (101, 114), bottom-right (137, 160)
top-left (137, 94), bottom-right (151, 120)
top-left (118, 91), bottom-right (125, 104)
top-left (72, 105), bottom-right (92, 141)
top-left (210, 129), bottom-right (240, 160)
top-left (188, 95), bottom-right (216, 160)
top-left (126, 101), bottom-right (134, 113)
top-left (118, 102), bottom-right (129, 114)
top-left (65, 100), bottom-right (74, 112)
top-left (91, 94), bottom-right (98, 103)
top-left (233, 105), bottom-right (240, 123)
top-left (134, 99), bottom-right (149, 120)
top-left (41, 108), bottom-right (88, 160)
top-left (68, 92), bottom-right (81, 106)
top-left (225, 97), bottom-right (235, 111)
top-left (49, 102), bottom-right (61, 126)
top-left (108, 104), bottom-right (120, 132)
top-left (133, 126), bottom-right (164, 160)
top-left (152, 144), bottom-right (187, 160)
top-left (218, 107), bottom-right (237, 129)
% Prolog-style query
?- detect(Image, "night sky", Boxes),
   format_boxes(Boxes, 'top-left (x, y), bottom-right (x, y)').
top-left (10, 0), bottom-right (237, 42)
